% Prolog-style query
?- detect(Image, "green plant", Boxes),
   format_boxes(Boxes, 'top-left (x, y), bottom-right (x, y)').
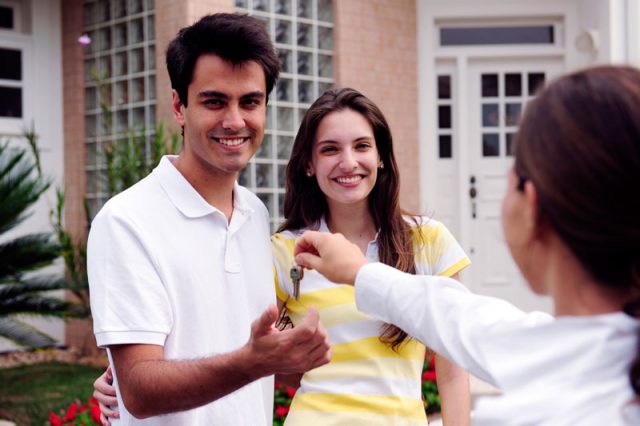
top-left (0, 361), bottom-right (104, 425)
top-left (103, 122), bottom-right (180, 196)
top-left (422, 352), bottom-right (441, 415)
top-left (0, 141), bottom-right (83, 348)
top-left (273, 381), bottom-right (296, 426)
top-left (48, 396), bottom-right (101, 426)
top-left (52, 189), bottom-right (90, 312)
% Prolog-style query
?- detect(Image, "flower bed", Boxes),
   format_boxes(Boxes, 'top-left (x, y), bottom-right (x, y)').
top-left (44, 353), bottom-right (441, 425)
top-left (48, 397), bottom-right (101, 426)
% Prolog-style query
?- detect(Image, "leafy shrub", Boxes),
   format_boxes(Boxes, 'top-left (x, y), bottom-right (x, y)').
top-left (48, 396), bottom-right (101, 426)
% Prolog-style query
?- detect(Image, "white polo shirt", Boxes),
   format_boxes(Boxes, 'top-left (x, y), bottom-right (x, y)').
top-left (88, 156), bottom-right (275, 425)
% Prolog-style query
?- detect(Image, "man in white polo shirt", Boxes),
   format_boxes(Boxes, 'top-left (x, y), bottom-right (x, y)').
top-left (87, 13), bottom-right (331, 425)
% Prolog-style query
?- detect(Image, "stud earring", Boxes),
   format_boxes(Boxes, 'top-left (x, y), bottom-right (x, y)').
top-left (306, 170), bottom-right (313, 177)
top-left (378, 162), bottom-right (384, 170)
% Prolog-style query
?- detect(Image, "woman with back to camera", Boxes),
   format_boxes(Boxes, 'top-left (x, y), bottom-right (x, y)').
top-left (294, 65), bottom-right (640, 425)
top-left (93, 88), bottom-right (472, 425)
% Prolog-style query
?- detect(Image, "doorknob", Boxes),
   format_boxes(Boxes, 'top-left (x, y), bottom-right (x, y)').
top-left (469, 175), bottom-right (477, 219)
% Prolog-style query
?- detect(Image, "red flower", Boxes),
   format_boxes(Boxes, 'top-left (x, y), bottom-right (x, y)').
top-left (286, 387), bottom-right (296, 398)
top-left (49, 412), bottom-right (63, 426)
top-left (90, 403), bottom-right (102, 423)
top-left (428, 355), bottom-right (436, 369)
top-left (275, 404), bottom-right (290, 417)
top-left (422, 370), bottom-right (437, 382)
top-left (87, 396), bottom-right (101, 423)
top-left (63, 402), bottom-right (78, 421)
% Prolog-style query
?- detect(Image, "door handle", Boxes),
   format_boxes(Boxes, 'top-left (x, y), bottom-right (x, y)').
top-left (469, 176), bottom-right (477, 219)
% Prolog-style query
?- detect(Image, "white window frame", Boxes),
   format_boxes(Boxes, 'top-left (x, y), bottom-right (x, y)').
top-left (0, 37), bottom-right (30, 137)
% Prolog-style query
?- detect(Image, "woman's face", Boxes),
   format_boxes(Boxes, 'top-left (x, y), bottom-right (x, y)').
top-left (308, 109), bottom-right (381, 210)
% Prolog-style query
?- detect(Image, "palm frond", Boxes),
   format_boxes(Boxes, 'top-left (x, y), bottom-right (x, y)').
top-left (0, 317), bottom-right (57, 348)
top-left (0, 177), bottom-right (50, 234)
top-left (0, 294), bottom-right (81, 317)
top-left (0, 233), bottom-right (60, 278)
top-left (0, 142), bottom-right (27, 180)
top-left (0, 140), bottom-right (80, 349)
top-left (0, 276), bottom-right (68, 298)
top-left (0, 149), bottom-right (50, 234)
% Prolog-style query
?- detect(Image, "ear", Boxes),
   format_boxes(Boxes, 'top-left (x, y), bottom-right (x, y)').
top-left (523, 180), bottom-right (544, 238)
top-left (306, 163), bottom-right (315, 177)
top-left (172, 90), bottom-right (186, 127)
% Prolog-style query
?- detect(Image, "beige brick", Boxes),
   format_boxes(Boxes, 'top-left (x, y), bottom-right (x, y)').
top-left (334, 0), bottom-right (419, 212)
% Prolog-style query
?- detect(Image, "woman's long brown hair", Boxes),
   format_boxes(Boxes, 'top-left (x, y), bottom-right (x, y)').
top-left (278, 88), bottom-right (418, 349)
top-left (514, 65), bottom-right (640, 398)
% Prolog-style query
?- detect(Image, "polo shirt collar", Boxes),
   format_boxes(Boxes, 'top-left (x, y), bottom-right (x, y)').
top-left (155, 155), bottom-right (254, 218)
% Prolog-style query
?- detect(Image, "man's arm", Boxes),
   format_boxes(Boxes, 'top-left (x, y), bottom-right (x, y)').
top-left (111, 305), bottom-right (330, 418)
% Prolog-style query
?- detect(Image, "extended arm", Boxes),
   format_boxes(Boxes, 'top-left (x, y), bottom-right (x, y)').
top-left (110, 305), bottom-right (329, 418)
top-left (294, 231), bottom-right (551, 386)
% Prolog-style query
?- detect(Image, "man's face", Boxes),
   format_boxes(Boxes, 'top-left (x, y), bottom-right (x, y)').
top-left (173, 54), bottom-right (266, 178)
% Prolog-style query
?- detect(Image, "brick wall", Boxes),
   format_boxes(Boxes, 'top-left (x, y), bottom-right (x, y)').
top-left (333, 0), bottom-right (420, 212)
top-left (61, 0), bottom-right (89, 350)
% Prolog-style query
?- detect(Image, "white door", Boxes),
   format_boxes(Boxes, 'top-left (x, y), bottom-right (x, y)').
top-left (466, 58), bottom-right (561, 312)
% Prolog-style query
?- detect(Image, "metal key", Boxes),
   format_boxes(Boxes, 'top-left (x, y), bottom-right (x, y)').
top-left (290, 265), bottom-right (304, 300)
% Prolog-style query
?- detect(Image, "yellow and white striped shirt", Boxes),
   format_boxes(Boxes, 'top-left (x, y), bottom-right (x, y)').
top-left (271, 216), bottom-right (470, 425)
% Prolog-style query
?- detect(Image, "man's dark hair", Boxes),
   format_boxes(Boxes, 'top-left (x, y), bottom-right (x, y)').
top-left (166, 13), bottom-right (280, 106)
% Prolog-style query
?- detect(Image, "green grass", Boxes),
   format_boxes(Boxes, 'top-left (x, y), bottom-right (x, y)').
top-left (0, 362), bottom-right (103, 426)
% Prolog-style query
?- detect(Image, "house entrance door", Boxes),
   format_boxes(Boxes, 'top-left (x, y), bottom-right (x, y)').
top-left (465, 58), bottom-right (561, 311)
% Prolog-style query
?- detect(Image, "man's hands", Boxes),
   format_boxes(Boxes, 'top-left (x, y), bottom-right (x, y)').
top-left (243, 304), bottom-right (331, 378)
top-left (294, 231), bottom-right (368, 285)
top-left (94, 305), bottom-right (329, 421)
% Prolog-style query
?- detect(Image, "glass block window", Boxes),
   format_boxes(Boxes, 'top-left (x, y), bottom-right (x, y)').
top-left (236, 0), bottom-right (334, 231)
top-left (83, 0), bottom-right (156, 215)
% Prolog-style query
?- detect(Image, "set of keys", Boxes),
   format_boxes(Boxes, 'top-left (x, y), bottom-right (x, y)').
top-left (290, 265), bottom-right (304, 300)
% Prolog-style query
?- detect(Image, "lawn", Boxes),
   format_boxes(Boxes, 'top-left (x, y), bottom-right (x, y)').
top-left (0, 362), bottom-right (104, 426)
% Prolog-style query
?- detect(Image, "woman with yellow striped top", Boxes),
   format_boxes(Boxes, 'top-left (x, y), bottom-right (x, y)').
top-left (272, 87), bottom-right (470, 425)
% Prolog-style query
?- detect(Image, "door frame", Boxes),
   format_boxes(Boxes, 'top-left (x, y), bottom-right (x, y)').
top-left (418, 0), bottom-right (581, 305)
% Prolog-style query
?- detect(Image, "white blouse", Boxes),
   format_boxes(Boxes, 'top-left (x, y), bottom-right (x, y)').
top-left (354, 262), bottom-right (640, 425)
